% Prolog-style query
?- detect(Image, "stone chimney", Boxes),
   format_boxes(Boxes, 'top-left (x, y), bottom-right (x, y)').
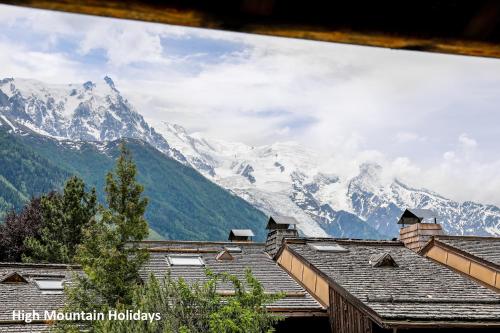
top-left (398, 208), bottom-right (443, 251)
top-left (265, 216), bottom-right (299, 256)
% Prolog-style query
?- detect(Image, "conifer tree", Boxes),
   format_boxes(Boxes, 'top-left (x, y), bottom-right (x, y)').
top-left (23, 177), bottom-right (97, 263)
top-left (70, 142), bottom-right (149, 309)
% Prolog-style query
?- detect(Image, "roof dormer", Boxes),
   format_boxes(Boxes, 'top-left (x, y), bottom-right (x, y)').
top-left (0, 272), bottom-right (28, 284)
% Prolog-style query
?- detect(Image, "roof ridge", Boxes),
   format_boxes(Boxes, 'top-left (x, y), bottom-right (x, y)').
top-left (435, 235), bottom-right (500, 241)
top-left (366, 295), bottom-right (500, 304)
top-left (284, 238), bottom-right (403, 246)
top-left (132, 240), bottom-right (265, 246)
top-left (0, 262), bottom-right (80, 269)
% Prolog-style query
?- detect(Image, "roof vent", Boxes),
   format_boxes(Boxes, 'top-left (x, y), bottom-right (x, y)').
top-left (216, 250), bottom-right (234, 261)
top-left (369, 252), bottom-right (398, 268)
top-left (228, 229), bottom-right (254, 242)
top-left (0, 272), bottom-right (28, 284)
top-left (398, 208), bottom-right (437, 226)
top-left (266, 216), bottom-right (299, 230)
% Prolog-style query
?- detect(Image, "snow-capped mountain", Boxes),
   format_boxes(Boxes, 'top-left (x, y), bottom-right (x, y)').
top-left (1, 77), bottom-right (499, 238)
top-left (0, 77), bottom-right (185, 161)
top-left (153, 121), bottom-right (500, 238)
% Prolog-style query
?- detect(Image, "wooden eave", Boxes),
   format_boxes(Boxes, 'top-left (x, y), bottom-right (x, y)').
top-left (420, 238), bottom-right (500, 272)
top-left (383, 319), bottom-right (500, 329)
top-left (267, 308), bottom-right (328, 317)
top-left (279, 243), bottom-right (389, 328)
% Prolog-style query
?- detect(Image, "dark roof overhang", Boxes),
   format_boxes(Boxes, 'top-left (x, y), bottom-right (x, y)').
top-left (2, 1), bottom-right (500, 59)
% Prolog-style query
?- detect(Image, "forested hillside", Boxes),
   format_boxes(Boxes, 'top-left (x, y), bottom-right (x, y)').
top-left (0, 125), bottom-right (267, 241)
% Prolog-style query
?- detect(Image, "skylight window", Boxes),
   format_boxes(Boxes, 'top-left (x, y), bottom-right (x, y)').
top-left (167, 255), bottom-right (205, 266)
top-left (224, 246), bottom-right (242, 253)
top-left (34, 279), bottom-right (64, 293)
top-left (309, 243), bottom-right (348, 252)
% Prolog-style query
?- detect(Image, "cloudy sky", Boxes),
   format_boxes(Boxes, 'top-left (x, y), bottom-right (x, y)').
top-left (1, 4), bottom-right (500, 205)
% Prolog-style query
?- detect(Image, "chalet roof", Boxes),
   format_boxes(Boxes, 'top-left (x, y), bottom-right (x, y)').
top-left (229, 229), bottom-right (255, 237)
top-left (266, 216), bottom-right (299, 229)
top-left (0, 262), bottom-right (79, 331)
top-left (431, 235), bottom-right (500, 268)
top-left (284, 238), bottom-right (500, 323)
top-left (139, 241), bottom-right (325, 314)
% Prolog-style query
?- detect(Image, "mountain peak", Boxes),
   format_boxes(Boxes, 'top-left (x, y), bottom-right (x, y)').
top-left (82, 80), bottom-right (95, 91)
top-left (359, 162), bottom-right (382, 175)
top-left (104, 76), bottom-right (117, 91)
top-left (0, 78), bottom-right (13, 85)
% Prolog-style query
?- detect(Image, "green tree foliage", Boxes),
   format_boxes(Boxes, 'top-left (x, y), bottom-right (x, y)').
top-left (0, 125), bottom-right (69, 217)
top-left (68, 143), bottom-right (150, 311)
top-left (23, 177), bottom-right (97, 263)
top-left (93, 269), bottom-right (282, 333)
top-left (0, 196), bottom-right (44, 261)
top-left (209, 270), bottom-right (282, 333)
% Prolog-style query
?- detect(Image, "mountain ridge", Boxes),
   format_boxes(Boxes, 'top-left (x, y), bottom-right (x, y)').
top-left (1, 77), bottom-right (499, 238)
top-left (0, 116), bottom-right (267, 241)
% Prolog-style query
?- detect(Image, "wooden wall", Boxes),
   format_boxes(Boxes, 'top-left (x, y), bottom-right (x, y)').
top-left (425, 244), bottom-right (500, 291)
top-left (329, 288), bottom-right (372, 333)
top-left (399, 223), bottom-right (443, 251)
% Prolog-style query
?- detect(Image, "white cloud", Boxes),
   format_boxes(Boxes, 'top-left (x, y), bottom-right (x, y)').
top-left (0, 39), bottom-right (85, 83)
top-left (395, 131), bottom-right (427, 143)
top-left (1, 4), bottom-right (500, 206)
top-left (443, 151), bottom-right (456, 161)
top-left (458, 133), bottom-right (477, 149)
top-left (79, 24), bottom-right (165, 66)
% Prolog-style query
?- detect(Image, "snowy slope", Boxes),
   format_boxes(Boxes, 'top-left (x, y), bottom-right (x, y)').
top-left (0, 77), bottom-right (184, 161)
top-left (153, 121), bottom-right (500, 238)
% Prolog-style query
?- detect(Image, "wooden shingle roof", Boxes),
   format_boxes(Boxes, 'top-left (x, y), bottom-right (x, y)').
top-left (0, 262), bottom-right (80, 332)
top-left (284, 238), bottom-right (500, 324)
top-left (139, 241), bottom-right (325, 315)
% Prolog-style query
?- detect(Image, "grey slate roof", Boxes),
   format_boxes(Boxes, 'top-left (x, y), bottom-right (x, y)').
top-left (285, 238), bottom-right (500, 323)
top-left (139, 241), bottom-right (324, 313)
top-left (0, 263), bottom-right (79, 332)
top-left (433, 235), bottom-right (500, 267)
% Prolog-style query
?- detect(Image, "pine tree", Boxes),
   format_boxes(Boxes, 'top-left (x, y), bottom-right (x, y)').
top-left (22, 176), bottom-right (97, 263)
top-left (70, 142), bottom-right (149, 310)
